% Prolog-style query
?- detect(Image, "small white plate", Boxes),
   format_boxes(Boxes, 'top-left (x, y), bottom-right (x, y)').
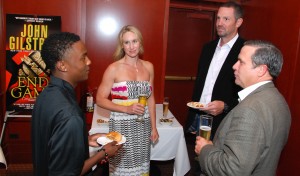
top-left (96, 118), bottom-right (109, 126)
top-left (97, 135), bottom-right (126, 145)
top-left (159, 118), bottom-right (173, 126)
top-left (187, 102), bottom-right (206, 110)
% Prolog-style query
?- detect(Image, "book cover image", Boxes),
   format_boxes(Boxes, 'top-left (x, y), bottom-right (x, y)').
top-left (5, 14), bottom-right (61, 114)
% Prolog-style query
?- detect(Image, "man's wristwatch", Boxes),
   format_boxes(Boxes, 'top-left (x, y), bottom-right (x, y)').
top-left (223, 103), bottom-right (229, 113)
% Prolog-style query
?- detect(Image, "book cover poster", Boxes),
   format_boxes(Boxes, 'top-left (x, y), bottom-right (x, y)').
top-left (5, 14), bottom-right (61, 113)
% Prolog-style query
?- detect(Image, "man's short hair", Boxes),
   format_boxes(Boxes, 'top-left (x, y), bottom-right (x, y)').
top-left (220, 1), bottom-right (244, 19)
top-left (245, 40), bottom-right (283, 79)
top-left (41, 32), bottom-right (80, 71)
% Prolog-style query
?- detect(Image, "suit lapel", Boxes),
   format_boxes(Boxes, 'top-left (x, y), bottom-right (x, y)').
top-left (217, 37), bottom-right (244, 81)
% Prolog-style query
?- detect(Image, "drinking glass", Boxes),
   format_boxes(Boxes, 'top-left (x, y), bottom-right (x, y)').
top-left (136, 94), bottom-right (147, 122)
top-left (163, 97), bottom-right (169, 118)
top-left (198, 115), bottom-right (213, 140)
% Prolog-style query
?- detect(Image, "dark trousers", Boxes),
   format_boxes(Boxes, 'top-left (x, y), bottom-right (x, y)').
top-left (90, 163), bottom-right (109, 176)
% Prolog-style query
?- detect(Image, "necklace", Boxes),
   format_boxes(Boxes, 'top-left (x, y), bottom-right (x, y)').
top-left (135, 61), bottom-right (138, 72)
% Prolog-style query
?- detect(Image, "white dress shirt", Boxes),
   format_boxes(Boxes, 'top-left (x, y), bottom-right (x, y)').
top-left (238, 81), bottom-right (271, 101)
top-left (200, 34), bottom-right (239, 104)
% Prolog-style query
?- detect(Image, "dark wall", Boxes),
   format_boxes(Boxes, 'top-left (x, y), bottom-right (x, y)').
top-left (0, 0), bottom-right (4, 128)
top-left (0, 1), bottom-right (5, 122)
top-left (165, 3), bottom-right (216, 126)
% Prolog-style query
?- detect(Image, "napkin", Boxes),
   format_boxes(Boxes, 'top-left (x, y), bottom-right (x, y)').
top-left (0, 147), bottom-right (7, 169)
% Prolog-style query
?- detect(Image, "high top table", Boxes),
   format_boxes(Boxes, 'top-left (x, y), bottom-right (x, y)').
top-left (89, 104), bottom-right (191, 176)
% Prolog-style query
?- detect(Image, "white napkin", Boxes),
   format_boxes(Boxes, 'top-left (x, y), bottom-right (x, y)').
top-left (0, 146), bottom-right (7, 169)
top-left (93, 104), bottom-right (110, 120)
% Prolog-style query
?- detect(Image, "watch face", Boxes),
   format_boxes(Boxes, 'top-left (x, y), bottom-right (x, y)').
top-left (224, 103), bottom-right (229, 113)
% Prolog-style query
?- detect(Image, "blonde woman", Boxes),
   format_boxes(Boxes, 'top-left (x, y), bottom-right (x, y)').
top-left (96, 25), bottom-right (159, 175)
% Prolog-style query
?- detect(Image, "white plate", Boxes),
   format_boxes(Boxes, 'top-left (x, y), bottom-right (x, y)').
top-left (96, 118), bottom-right (109, 126)
top-left (187, 102), bottom-right (206, 110)
top-left (159, 118), bottom-right (173, 126)
top-left (97, 135), bottom-right (126, 145)
top-left (160, 121), bottom-right (173, 126)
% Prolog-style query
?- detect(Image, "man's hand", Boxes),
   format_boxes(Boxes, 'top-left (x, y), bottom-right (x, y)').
top-left (102, 141), bottom-right (123, 157)
top-left (202, 100), bottom-right (225, 116)
top-left (195, 136), bottom-right (213, 155)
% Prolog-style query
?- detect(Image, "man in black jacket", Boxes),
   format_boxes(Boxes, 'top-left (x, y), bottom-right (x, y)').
top-left (186, 1), bottom-right (245, 140)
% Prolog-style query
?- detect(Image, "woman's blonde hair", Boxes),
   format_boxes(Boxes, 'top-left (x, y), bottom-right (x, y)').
top-left (113, 25), bottom-right (144, 60)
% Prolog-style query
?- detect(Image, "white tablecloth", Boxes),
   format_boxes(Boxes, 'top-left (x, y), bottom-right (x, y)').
top-left (89, 104), bottom-right (191, 176)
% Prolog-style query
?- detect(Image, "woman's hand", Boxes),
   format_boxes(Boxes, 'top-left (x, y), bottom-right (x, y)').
top-left (150, 128), bottom-right (159, 143)
top-left (127, 103), bottom-right (145, 115)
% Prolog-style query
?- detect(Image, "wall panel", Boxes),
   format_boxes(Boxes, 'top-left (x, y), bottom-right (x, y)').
top-left (0, 0), bottom-right (5, 131)
top-left (85, 0), bottom-right (168, 102)
top-left (165, 5), bottom-right (215, 126)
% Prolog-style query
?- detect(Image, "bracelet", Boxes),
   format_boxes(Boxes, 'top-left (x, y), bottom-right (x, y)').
top-left (98, 148), bottom-right (109, 164)
top-left (98, 148), bottom-right (109, 157)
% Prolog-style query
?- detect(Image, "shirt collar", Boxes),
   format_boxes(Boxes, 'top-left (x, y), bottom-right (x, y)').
top-left (217, 33), bottom-right (239, 49)
top-left (50, 75), bottom-right (76, 98)
top-left (238, 81), bottom-right (271, 101)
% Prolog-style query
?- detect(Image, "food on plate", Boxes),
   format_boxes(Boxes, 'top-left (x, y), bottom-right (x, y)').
top-left (160, 118), bottom-right (173, 123)
top-left (159, 118), bottom-right (173, 126)
top-left (187, 102), bottom-right (205, 108)
top-left (106, 131), bottom-right (122, 142)
top-left (97, 119), bottom-right (108, 123)
top-left (96, 119), bottom-right (108, 126)
top-left (192, 102), bottom-right (204, 108)
top-left (97, 134), bottom-right (126, 145)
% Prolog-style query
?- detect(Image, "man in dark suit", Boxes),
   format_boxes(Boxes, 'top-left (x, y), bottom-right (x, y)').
top-left (195, 40), bottom-right (291, 175)
top-left (186, 1), bottom-right (245, 139)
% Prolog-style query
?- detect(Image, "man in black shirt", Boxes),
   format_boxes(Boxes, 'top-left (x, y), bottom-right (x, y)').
top-left (31, 32), bottom-right (121, 176)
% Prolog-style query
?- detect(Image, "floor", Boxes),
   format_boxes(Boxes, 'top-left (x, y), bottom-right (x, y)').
top-left (0, 134), bottom-right (198, 176)
top-left (0, 164), bottom-right (33, 176)
top-left (151, 133), bottom-right (198, 176)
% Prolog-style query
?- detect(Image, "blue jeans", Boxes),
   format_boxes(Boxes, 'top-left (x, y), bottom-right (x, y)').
top-left (187, 114), bottom-right (200, 134)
